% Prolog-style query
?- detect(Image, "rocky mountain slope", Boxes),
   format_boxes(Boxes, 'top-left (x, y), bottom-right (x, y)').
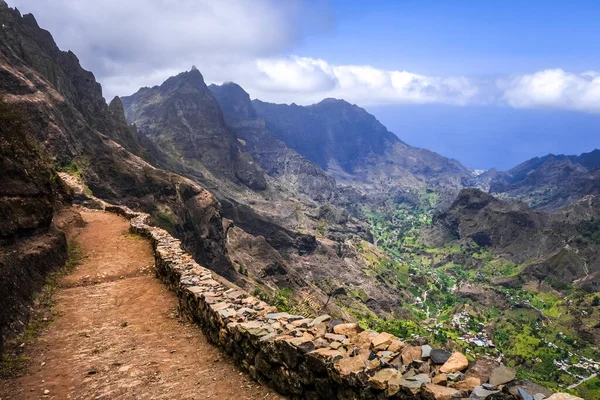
top-left (425, 188), bottom-right (600, 292)
top-left (0, 3), bottom-right (237, 288)
top-left (122, 68), bottom-right (268, 191)
top-left (208, 82), bottom-right (336, 202)
top-left (479, 149), bottom-right (600, 210)
top-left (253, 98), bottom-right (474, 195)
top-left (0, 96), bottom-right (68, 356)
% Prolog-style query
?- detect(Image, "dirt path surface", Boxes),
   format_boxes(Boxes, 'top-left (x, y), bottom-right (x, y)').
top-left (0, 210), bottom-right (284, 400)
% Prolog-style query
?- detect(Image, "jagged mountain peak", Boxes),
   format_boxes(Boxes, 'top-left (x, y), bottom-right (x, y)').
top-left (156, 67), bottom-right (208, 95)
top-left (122, 69), bottom-right (267, 191)
top-left (315, 97), bottom-right (351, 106)
top-left (208, 81), bottom-right (257, 124)
top-left (108, 95), bottom-right (124, 111)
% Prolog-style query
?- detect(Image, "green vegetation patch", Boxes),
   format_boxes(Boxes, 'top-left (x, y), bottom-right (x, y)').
top-left (154, 210), bottom-right (177, 235)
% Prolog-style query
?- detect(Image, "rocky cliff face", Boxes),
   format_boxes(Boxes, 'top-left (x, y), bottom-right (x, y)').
top-left (0, 3), bottom-right (231, 277)
top-left (122, 69), bottom-right (267, 191)
top-left (253, 98), bottom-right (473, 193)
top-left (0, 97), bottom-right (67, 356)
top-left (209, 82), bottom-right (336, 201)
top-left (480, 149), bottom-right (600, 210)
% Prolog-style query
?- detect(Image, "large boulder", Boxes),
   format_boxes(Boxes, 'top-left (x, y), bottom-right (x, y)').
top-left (440, 352), bottom-right (469, 373)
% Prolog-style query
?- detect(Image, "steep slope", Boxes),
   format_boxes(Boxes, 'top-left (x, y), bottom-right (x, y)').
top-left (208, 82), bottom-right (336, 201)
top-left (253, 98), bottom-right (473, 193)
top-left (481, 149), bottom-right (600, 210)
top-left (0, 97), bottom-right (67, 356)
top-left (0, 3), bottom-right (231, 278)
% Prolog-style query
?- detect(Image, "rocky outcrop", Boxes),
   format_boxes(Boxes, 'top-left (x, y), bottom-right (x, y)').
top-left (103, 203), bottom-right (573, 400)
top-left (122, 69), bottom-right (267, 191)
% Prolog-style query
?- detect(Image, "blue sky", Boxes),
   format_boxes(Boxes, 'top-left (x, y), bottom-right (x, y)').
top-left (12, 0), bottom-right (599, 170)
top-left (288, 0), bottom-right (600, 169)
top-left (295, 0), bottom-right (600, 75)
top-left (369, 104), bottom-right (600, 170)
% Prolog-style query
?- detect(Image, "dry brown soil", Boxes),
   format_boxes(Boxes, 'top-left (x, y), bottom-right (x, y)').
top-left (0, 210), bottom-right (284, 400)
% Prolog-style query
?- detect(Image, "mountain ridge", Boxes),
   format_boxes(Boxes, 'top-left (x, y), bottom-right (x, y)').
top-left (479, 148), bottom-right (600, 210)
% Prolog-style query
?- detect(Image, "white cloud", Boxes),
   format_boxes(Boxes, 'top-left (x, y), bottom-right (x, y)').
top-left (7, 0), bottom-right (480, 106)
top-left (501, 69), bottom-right (600, 112)
top-left (9, 0), bottom-right (325, 98)
top-left (208, 56), bottom-right (481, 106)
top-left (9, 1), bottom-right (600, 113)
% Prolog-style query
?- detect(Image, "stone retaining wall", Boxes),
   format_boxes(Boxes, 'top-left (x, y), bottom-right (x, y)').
top-left (105, 204), bottom-right (578, 400)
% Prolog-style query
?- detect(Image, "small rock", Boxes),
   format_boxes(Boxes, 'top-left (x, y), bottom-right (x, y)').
top-left (440, 352), bottom-right (468, 373)
top-left (397, 373), bottom-right (431, 390)
top-left (310, 315), bottom-right (331, 326)
top-left (388, 339), bottom-right (406, 353)
top-left (327, 319), bottom-right (344, 332)
top-left (503, 380), bottom-right (553, 398)
top-left (466, 356), bottom-right (501, 383)
top-left (333, 323), bottom-right (362, 338)
top-left (469, 385), bottom-right (500, 399)
top-left (445, 372), bottom-right (462, 382)
top-left (489, 366), bottom-right (516, 386)
top-left (43, 390), bottom-right (50, 395)
top-left (334, 351), bottom-right (369, 376)
top-left (351, 330), bottom-right (379, 350)
top-left (432, 373), bottom-right (447, 385)
top-left (518, 388), bottom-right (534, 400)
top-left (368, 368), bottom-right (399, 390)
top-left (401, 345), bottom-right (422, 365)
top-left (324, 333), bottom-right (346, 342)
top-left (370, 332), bottom-right (396, 351)
top-left (421, 344), bottom-right (432, 358)
top-left (309, 347), bottom-right (344, 363)
top-left (291, 318), bottom-right (311, 328)
top-left (485, 394), bottom-right (520, 400)
top-left (451, 376), bottom-right (480, 391)
top-left (329, 341), bottom-right (343, 350)
top-left (421, 383), bottom-right (460, 400)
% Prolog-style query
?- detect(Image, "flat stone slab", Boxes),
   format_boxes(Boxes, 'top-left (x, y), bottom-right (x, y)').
top-left (489, 366), bottom-right (516, 386)
top-left (430, 348), bottom-right (452, 364)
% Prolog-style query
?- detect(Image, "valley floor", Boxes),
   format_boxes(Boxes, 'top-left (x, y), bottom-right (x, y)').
top-left (0, 210), bottom-right (282, 400)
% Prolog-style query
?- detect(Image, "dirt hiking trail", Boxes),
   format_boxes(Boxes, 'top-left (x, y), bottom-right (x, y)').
top-left (0, 210), bottom-right (284, 400)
